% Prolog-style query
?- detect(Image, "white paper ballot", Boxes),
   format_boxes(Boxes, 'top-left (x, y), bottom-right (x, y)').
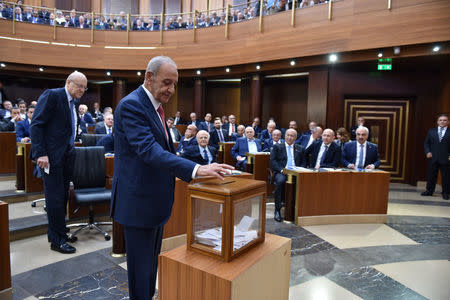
top-left (291, 166), bottom-right (314, 172)
top-left (236, 215), bottom-right (255, 232)
top-left (44, 165), bottom-right (50, 174)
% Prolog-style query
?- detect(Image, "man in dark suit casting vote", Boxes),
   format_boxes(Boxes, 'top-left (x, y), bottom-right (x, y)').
top-left (112, 56), bottom-right (233, 300)
top-left (422, 114), bottom-right (449, 200)
top-left (30, 71), bottom-right (86, 254)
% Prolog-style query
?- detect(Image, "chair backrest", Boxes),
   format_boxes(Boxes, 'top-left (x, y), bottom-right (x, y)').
top-left (73, 146), bottom-right (106, 189)
top-left (81, 133), bottom-right (106, 146)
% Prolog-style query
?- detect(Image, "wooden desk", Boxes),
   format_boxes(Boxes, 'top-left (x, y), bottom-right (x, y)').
top-left (283, 169), bottom-right (390, 225)
top-left (0, 201), bottom-right (12, 298)
top-left (173, 142), bottom-right (179, 150)
top-left (16, 143), bottom-right (43, 193)
top-left (159, 233), bottom-right (291, 300)
top-left (245, 152), bottom-right (274, 195)
top-left (218, 142), bottom-right (235, 165)
top-left (0, 132), bottom-right (16, 174)
top-left (176, 124), bottom-right (187, 136)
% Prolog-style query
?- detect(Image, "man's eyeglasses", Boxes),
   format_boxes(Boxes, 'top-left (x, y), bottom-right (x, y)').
top-left (71, 81), bottom-right (88, 92)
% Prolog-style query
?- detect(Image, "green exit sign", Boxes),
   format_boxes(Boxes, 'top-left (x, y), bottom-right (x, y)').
top-left (378, 64), bottom-right (392, 70)
top-left (378, 58), bottom-right (392, 63)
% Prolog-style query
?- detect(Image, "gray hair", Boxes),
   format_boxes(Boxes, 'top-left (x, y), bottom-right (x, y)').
top-left (357, 126), bottom-right (370, 135)
top-left (146, 56), bottom-right (177, 76)
top-left (311, 126), bottom-right (322, 133)
top-left (66, 71), bottom-right (87, 82)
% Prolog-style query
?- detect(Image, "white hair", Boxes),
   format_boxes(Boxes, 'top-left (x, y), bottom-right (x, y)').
top-left (146, 56), bottom-right (177, 75)
top-left (357, 126), bottom-right (370, 135)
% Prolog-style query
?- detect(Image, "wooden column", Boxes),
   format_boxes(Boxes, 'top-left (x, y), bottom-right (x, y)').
top-left (113, 79), bottom-right (127, 109)
top-left (249, 74), bottom-right (262, 122)
top-left (307, 70), bottom-right (328, 126)
top-left (193, 78), bottom-right (204, 116)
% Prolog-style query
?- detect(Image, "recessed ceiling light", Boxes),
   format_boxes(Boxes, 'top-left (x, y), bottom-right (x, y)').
top-left (0, 63), bottom-right (5, 68)
top-left (106, 71), bottom-right (111, 76)
top-left (433, 46), bottom-right (440, 52)
top-left (137, 71), bottom-right (141, 76)
top-left (393, 46), bottom-right (400, 55)
top-left (38, 67), bottom-right (44, 72)
top-left (290, 60), bottom-right (296, 66)
top-left (329, 54), bottom-right (338, 62)
top-left (196, 70), bottom-right (201, 75)
top-left (225, 67), bottom-right (230, 73)
top-left (256, 65), bottom-right (261, 70)
top-left (377, 52), bottom-right (383, 58)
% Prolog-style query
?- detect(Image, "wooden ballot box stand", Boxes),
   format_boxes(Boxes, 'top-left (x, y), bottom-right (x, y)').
top-left (0, 201), bottom-right (12, 300)
top-left (16, 143), bottom-right (44, 193)
top-left (0, 132), bottom-right (16, 174)
top-left (218, 142), bottom-right (235, 165)
top-left (245, 152), bottom-right (274, 195)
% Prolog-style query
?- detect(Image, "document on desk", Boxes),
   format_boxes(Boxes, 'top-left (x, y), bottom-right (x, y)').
top-left (290, 166), bottom-right (314, 172)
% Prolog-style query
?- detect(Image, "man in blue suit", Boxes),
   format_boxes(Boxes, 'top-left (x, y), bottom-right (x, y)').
top-left (231, 124), bottom-right (245, 142)
top-left (78, 104), bottom-right (95, 133)
top-left (296, 126), bottom-right (323, 150)
top-left (260, 121), bottom-right (276, 141)
top-left (199, 112), bottom-right (213, 132)
top-left (16, 105), bottom-right (35, 142)
top-left (263, 129), bottom-right (284, 152)
top-left (112, 56), bottom-right (232, 300)
top-left (305, 129), bottom-right (341, 169)
top-left (187, 112), bottom-right (201, 128)
top-left (30, 71), bottom-right (86, 254)
top-left (342, 126), bottom-right (381, 170)
top-left (209, 118), bottom-right (228, 149)
top-left (176, 124), bottom-right (198, 154)
top-left (181, 130), bottom-right (217, 165)
top-left (231, 126), bottom-right (262, 171)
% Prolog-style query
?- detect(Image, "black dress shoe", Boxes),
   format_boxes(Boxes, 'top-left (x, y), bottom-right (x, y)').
top-left (66, 235), bottom-right (78, 243)
top-left (274, 210), bottom-right (282, 222)
top-left (51, 243), bottom-right (76, 254)
top-left (421, 191), bottom-right (433, 196)
top-left (443, 194), bottom-right (449, 200)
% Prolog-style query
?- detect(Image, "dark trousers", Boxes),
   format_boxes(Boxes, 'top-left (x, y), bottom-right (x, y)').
top-left (273, 172), bottom-right (287, 211)
top-left (236, 158), bottom-right (247, 172)
top-left (124, 225), bottom-right (164, 300)
top-left (42, 150), bottom-right (74, 245)
top-left (426, 159), bottom-right (449, 195)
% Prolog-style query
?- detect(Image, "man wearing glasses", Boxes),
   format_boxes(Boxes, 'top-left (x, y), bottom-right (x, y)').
top-left (31, 71), bottom-right (87, 254)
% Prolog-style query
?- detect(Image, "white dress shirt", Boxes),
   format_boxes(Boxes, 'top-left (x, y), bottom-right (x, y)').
top-left (306, 134), bottom-right (315, 149)
top-left (247, 139), bottom-right (258, 153)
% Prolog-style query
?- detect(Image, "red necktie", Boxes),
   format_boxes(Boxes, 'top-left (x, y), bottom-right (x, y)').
top-left (156, 105), bottom-right (169, 140)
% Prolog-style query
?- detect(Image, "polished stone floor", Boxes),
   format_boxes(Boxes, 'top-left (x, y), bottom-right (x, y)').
top-left (5, 179), bottom-right (450, 300)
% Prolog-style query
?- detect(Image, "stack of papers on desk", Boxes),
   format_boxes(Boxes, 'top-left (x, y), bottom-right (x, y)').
top-left (289, 166), bottom-right (314, 172)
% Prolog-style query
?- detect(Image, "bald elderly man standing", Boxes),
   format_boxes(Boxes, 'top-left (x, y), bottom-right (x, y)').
top-left (31, 71), bottom-right (87, 254)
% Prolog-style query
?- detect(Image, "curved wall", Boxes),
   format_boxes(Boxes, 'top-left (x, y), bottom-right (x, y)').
top-left (0, 0), bottom-right (449, 70)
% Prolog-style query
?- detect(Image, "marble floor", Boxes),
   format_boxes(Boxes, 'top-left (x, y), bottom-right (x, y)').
top-left (4, 179), bottom-right (450, 300)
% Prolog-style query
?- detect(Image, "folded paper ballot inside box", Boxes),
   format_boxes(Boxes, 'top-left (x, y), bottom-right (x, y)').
top-left (187, 177), bottom-right (266, 262)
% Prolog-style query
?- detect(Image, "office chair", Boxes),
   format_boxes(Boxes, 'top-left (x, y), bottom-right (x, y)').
top-left (67, 146), bottom-right (112, 241)
top-left (80, 134), bottom-right (107, 146)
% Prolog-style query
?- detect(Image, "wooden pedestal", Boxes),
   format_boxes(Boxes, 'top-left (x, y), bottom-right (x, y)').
top-left (159, 233), bottom-right (291, 300)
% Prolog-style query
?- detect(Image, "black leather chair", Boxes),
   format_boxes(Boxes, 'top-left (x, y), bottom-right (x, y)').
top-left (67, 146), bottom-right (112, 241)
top-left (80, 134), bottom-right (106, 146)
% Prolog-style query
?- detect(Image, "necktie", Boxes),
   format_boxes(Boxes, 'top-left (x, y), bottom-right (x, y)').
top-left (203, 149), bottom-right (208, 163)
top-left (287, 145), bottom-right (294, 168)
top-left (156, 105), bottom-right (168, 140)
top-left (231, 125), bottom-right (235, 133)
top-left (108, 128), bottom-right (111, 135)
top-left (69, 99), bottom-right (75, 145)
top-left (218, 130), bottom-right (224, 142)
top-left (320, 145), bottom-right (328, 165)
top-left (357, 144), bottom-right (364, 169)
top-left (439, 127), bottom-right (443, 142)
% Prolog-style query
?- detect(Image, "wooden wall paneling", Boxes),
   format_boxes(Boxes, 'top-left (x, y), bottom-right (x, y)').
top-left (139, 0), bottom-right (150, 14)
top-left (307, 70), bottom-right (327, 127)
top-left (205, 81), bottom-right (241, 122)
top-left (0, 201), bottom-right (11, 293)
top-left (249, 74), bottom-right (262, 125)
top-left (176, 79), bottom-right (194, 120)
top-left (0, 133), bottom-right (16, 174)
top-left (54, 0), bottom-right (71, 10)
top-left (165, 0), bottom-right (181, 14)
top-left (181, 0), bottom-right (191, 15)
top-left (24, 0), bottom-right (42, 7)
top-left (71, 0), bottom-right (91, 13)
top-left (239, 77), bottom-right (251, 125)
top-left (91, 0), bottom-right (102, 13)
top-left (113, 79), bottom-right (126, 108)
top-left (192, 0), bottom-right (207, 12)
top-left (41, 0), bottom-right (56, 9)
top-left (209, 0), bottom-right (224, 10)
top-left (149, 0), bottom-right (164, 14)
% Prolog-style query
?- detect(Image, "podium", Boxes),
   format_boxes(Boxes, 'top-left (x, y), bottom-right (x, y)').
top-left (159, 233), bottom-right (291, 300)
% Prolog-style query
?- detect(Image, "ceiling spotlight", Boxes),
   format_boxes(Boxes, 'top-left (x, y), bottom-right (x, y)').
top-left (432, 46), bottom-right (440, 52)
top-left (196, 70), bottom-right (201, 75)
top-left (329, 54), bottom-right (338, 63)
top-left (0, 63), bottom-right (5, 68)
top-left (106, 71), bottom-right (111, 76)
top-left (38, 67), bottom-right (44, 72)
top-left (393, 46), bottom-right (400, 55)
top-left (256, 65), bottom-right (261, 70)
top-left (137, 71), bottom-right (142, 76)
top-left (225, 67), bottom-right (230, 73)
top-left (377, 52), bottom-right (383, 58)
top-left (290, 60), bottom-right (296, 66)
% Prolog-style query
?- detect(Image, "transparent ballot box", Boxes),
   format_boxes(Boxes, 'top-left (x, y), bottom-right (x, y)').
top-left (187, 177), bottom-right (266, 262)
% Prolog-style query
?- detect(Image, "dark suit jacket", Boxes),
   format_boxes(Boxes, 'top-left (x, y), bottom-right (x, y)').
top-left (111, 86), bottom-right (196, 228)
top-left (260, 129), bottom-right (271, 141)
top-left (96, 134), bottom-right (114, 153)
top-left (176, 136), bottom-right (198, 153)
top-left (305, 141), bottom-right (341, 168)
top-left (79, 112), bottom-right (95, 133)
top-left (188, 120), bottom-right (201, 128)
top-left (253, 125), bottom-right (262, 137)
top-left (342, 141), bottom-right (381, 168)
top-left (296, 134), bottom-right (312, 149)
top-left (199, 121), bottom-right (213, 132)
top-left (181, 145), bottom-right (217, 165)
top-left (263, 138), bottom-right (284, 152)
top-left (94, 122), bottom-right (113, 135)
top-left (270, 142), bottom-right (306, 173)
top-left (225, 123), bottom-right (238, 137)
top-left (173, 116), bottom-right (186, 125)
top-left (168, 127), bottom-right (181, 142)
top-left (210, 128), bottom-right (229, 148)
top-left (30, 87), bottom-right (78, 165)
top-left (424, 127), bottom-right (450, 164)
top-left (16, 118), bottom-right (31, 141)
top-left (231, 133), bottom-right (244, 142)
top-left (0, 118), bottom-right (14, 132)
top-left (231, 137), bottom-right (262, 159)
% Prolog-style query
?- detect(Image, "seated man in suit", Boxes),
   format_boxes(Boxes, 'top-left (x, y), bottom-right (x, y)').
top-left (167, 117), bottom-right (181, 142)
top-left (78, 104), bottom-right (95, 133)
top-left (232, 125), bottom-right (245, 142)
top-left (270, 129), bottom-right (306, 222)
top-left (94, 112), bottom-right (114, 134)
top-left (296, 126), bottom-right (323, 150)
top-left (305, 128), bottom-right (341, 169)
top-left (226, 114), bottom-right (238, 139)
top-left (0, 106), bottom-right (22, 132)
top-left (302, 121), bottom-right (317, 136)
top-left (350, 116), bottom-right (371, 141)
top-left (181, 130), bottom-right (218, 165)
top-left (91, 102), bottom-right (103, 121)
top-left (231, 126), bottom-right (262, 171)
top-left (252, 117), bottom-right (262, 137)
top-left (0, 100), bottom-right (12, 120)
top-left (176, 124), bottom-right (198, 154)
top-left (199, 113), bottom-right (213, 132)
top-left (209, 118), bottom-right (228, 148)
top-left (188, 112), bottom-right (201, 128)
top-left (342, 126), bottom-right (380, 170)
top-left (16, 105), bottom-right (35, 142)
top-left (263, 129), bottom-right (284, 152)
top-left (260, 121), bottom-right (276, 141)
top-left (173, 110), bottom-right (186, 125)
top-left (96, 133), bottom-right (114, 153)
